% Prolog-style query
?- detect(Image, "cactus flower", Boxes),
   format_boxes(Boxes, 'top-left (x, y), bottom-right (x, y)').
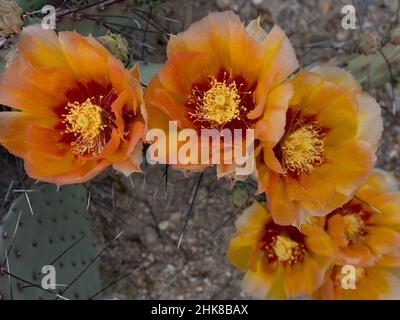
top-left (144, 11), bottom-right (298, 178)
top-left (313, 256), bottom-right (400, 299)
top-left (256, 67), bottom-right (383, 226)
top-left (0, 25), bottom-right (144, 184)
top-left (312, 169), bottom-right (400, 299)
top-left (228, 202), bottom-right (335, 299)
top-left (325, 169), bottom-right (400, 267)
top-left (0, 0), bottom-right (24, 38)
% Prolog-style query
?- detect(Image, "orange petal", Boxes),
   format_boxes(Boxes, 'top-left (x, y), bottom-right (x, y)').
top-left (17, 25), bottom-right (70, 69)
top-left (241, 259), bottom-right (277, 299)
top-left (364, 226), bottom-right (400, 255)
top-left (113, 140), bottom-right (144, 176)
top-left (0, 112), bottom-right (40, 158)
top-left (356, 92), bottom-right (383, 148)
top-left (310, 66), bottom-right (361, 93)
top-left (302, 223), bottom-right (335, 257)
top-left (254, 83), bottom-right (293, 144)
top-left (364, 268), bottom-right (400, 299)
top-left (235, 201), bottom-right (270, 232)
top-left (58, 31), bottom-right (109, 85)
top-left (167, 11), bottom-right (263, 85)
top-left (227, 231), bottom-right (260, 271)
top-left (158, 51), bottom-right (217, 99)
top-left (254, 25), bottom-right (299, 103)
top-left (151, 88), bottom-right (195, 129)
top-left (267, 172), bottom-right (299, 225)
top-left (329, 140), bottom-right (375, 197)
top-left (110, 121), bottom-right (144, 161)
top-left (0, 57), bottom-right (67, 116)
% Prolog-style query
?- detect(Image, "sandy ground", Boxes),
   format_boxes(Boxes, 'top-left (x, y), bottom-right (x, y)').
top-left (0, 0), bottom-right (399, 299)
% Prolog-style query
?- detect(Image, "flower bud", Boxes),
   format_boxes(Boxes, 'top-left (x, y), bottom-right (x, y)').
top-left (97, 31), bottom-right (129, 63)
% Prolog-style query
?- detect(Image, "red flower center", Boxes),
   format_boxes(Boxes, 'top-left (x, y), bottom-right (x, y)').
top-left (260, 221), bottom-right (306, 266)
top-left (329, 201), bottom-right (374, 244)
top-left (274, 108), bottom-right (328, 177)
top-left (53, 81), bottom-right (133, 157)
top-left (186, 69), bottom-right (257, 132)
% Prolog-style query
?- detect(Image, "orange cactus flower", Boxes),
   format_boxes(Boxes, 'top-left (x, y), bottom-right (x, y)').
top-left (228, 202), bottom-right (334, 299)
top-left (144, 12), bottom-right (298, 178)
top-left (0, 25), bottom-right (144, 184)
top-left (313, 254), bottom-right (400, 299)
top-left (313, 169), bottom-right (400, 299)
top-left (256, 67), bottom-right (382, 225)
top-left (325, 169), bottom-right (400, 267)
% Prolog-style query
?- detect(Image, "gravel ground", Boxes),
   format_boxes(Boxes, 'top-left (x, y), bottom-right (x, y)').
top-left (0, 0), bottom-right (399, 300)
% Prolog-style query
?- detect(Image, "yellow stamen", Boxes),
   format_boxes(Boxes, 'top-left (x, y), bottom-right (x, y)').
top-left (190, 78), bottom-right (241, 128)
top-left (272, 235), bottom-right (305, 264)
top-left (281, 123), bottom-right (324, 174)
top-left (343, 214), bottom-right (365, 241)
top-left (63, 98), bottom-right (107, 156)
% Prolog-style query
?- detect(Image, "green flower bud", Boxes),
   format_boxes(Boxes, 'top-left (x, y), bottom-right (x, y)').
top-left (97, 31), bottom-right (129, 63)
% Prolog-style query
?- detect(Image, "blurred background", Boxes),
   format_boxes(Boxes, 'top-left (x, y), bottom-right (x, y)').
top-left (0, 0), bottom-right (399, 299)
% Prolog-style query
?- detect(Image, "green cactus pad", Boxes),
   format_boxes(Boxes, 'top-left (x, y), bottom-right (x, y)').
top-left (0, 184), bottom-right (102, 300)
top-left (330, 43), bottom-right (400, 89)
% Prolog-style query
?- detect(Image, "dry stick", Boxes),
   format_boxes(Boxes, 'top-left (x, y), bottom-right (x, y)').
top-left (82, 15), bottom-right (163, 35)
top-left (170, 172), bottom-right (214, 184)
top-left (92, 200), bottom-right (148, 229)
top-left (89, 260), bottom-right (154, 300)
top-left (379, 48), bottom-right (397, 115)
top-left (89, 272), bottom-right (132, 300)
top-left (165, 164), bottom-right (169, 195)
top-left (208, 214), bottom-right (236, 240)
top-left (130, 7), bottom-right (180, 26)
top-left (129, 8), bottom-right (170, 41)
top-left (395, 0), bottom-right (400, 27)
top-left (176, 172), bottom-right (204, 252)
top-left (157, 261), bottom-right (188, 299)
top-left (153, 165), bottom-right (169, 199)
top-left (140, 7), bottom-right (153, 60)
top-left (57, 0), bottom-right (123, 19)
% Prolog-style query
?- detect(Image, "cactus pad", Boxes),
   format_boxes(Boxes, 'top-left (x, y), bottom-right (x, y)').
top-left (0, 184), bottom-right (102, 300)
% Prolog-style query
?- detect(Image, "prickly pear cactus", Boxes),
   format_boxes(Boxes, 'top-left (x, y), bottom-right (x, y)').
top-left (330, 43), bottom-right (400, 89)
top-left (138, 61), bottom-right (162, 85)
top-left (0, 184), bottom-right (102, 300)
